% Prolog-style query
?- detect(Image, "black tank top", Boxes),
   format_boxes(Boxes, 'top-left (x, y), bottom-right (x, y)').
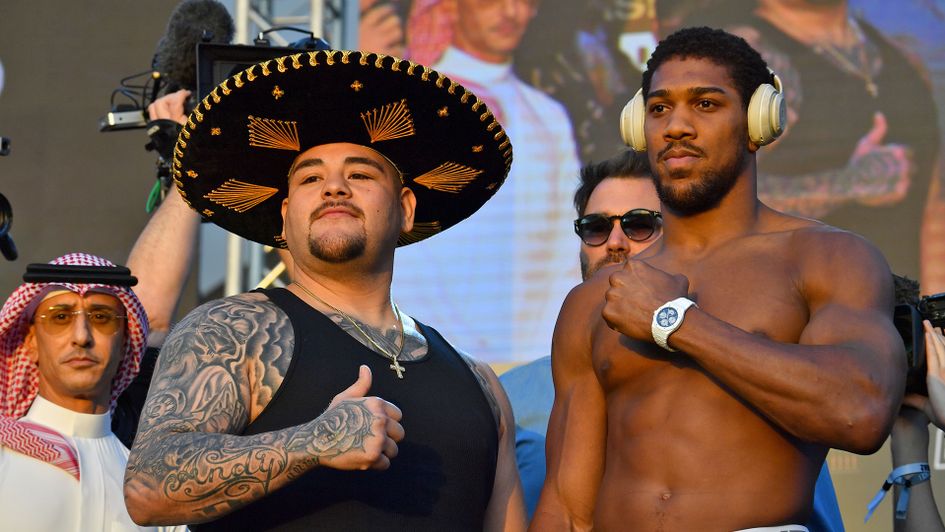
top-left (194, 288), bottom-right (498, 531)
top-left (750, 16), bottom-right (940, 278)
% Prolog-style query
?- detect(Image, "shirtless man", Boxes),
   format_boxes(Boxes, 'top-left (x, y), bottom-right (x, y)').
top-left (532, 27), bottom-right (906, 531)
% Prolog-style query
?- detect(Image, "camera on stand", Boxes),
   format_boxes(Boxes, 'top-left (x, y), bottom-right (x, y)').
top-left (895, 292), bottom-right (945, 395)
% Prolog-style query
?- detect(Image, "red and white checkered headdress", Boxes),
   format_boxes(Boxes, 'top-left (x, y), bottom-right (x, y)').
top-left (0, 253), bottom-right (148, 417)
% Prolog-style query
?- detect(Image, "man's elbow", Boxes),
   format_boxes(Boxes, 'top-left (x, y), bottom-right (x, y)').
top-left (832, 404), bottom-right (896, 454)
top-left (124, 475), bottom-right (186, 526)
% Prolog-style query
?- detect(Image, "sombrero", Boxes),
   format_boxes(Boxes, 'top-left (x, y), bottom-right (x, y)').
top-left (173, 50), bottom-right (513, 247)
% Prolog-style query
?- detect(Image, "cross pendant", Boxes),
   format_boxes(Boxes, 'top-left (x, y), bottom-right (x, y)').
top-left (390, 360), bottom-right (405, 379)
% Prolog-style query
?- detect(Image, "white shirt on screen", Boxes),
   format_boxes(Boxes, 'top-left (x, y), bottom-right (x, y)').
top-left (394, 46), bottom-right (582, 362)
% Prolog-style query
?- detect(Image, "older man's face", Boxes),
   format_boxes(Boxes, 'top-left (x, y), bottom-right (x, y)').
top-left (451, 0), bottom-right (538, 63)
top-left (27, 291), bottom-right (126, 414)
top-left (580, 177), bottom-right (661, 280)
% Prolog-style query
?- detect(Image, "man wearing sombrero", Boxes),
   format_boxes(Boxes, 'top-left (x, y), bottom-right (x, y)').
top-left (124, 50), bottom-right (526, 531)
top-left (0, 253), bottom-right (181, 531)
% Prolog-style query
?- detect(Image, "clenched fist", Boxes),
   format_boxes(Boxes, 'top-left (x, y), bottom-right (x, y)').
top-left (602, 259), bottom-right (689, 341)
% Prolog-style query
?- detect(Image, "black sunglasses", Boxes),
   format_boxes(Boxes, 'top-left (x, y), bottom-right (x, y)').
top-left (573, 208), bottom-right (662, 246)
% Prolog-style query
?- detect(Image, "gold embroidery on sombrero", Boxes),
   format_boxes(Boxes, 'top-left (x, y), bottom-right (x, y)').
top-left (413, 162), bottom-right (482, 193)
top-left (246, 65), bottom-right (258, 82)
top-left (275, 56), bottom-right (288, 73)
top-left (486, 182), bottom-right (498, 190)
top-left (182, 128), bottom-right (192, 139)
top-left (391, 59), bottom-right (402, 72)
top-left (307, 51), bottom-right (319, 67)
top-left (272, 86), bottom-right (285, 100)
top-left (472, 145), bottom-right (483, 153)
top-left (204, 180), bottom-right (279, 213)
top-left (202, 208), bottom-right (215, 217)
top-left (326, 51), bottom-right (336, 66)
top-left (290, 53), bottom-right (303, 69)
top-left (351, 80), bottom-right (363, 92)
top-left (406, 61), bottom-right (418, 75)
top-left (211, 88), bottom-right (222, 104)
top-left (437, 106), bottom-right (449, 117)
top-left (361, 99), bottom-right (415, 143)
top-left (374, 54), bottom-right (387, 68)
top-left (221, 80), bottom-right (232, 95)
top-left (234, 71), bottom-right (245, 88)
top-left (397, 221), bottom-right (442, 246)
top-left (211, 128), bottom-right (221, 136)
top-left (479, 110), bottom-right (493, 123)
top-left (341, 51), bottom-right (353, 64)
top-left (460, 90), bottom-right (472, 104)
top-left (261, 61), bottom-right (272, 76)
top-left (360, 54), bottom-right (370, 66)
top-left (247, 115), bottom-right (301, 151)
top-left (186, 170), bottom-right (198, 178)
top-left (487, 120), bottom-right (499, 132)
top-left (193, 107), bottom-right (204, 122)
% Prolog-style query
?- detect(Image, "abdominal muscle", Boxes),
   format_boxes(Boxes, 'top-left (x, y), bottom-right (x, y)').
top-left (591, 361), bottom-right (822, 531)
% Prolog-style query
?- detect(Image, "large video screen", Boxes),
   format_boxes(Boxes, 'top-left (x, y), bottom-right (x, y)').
top-left (371, 0), bottom-right (945, 363)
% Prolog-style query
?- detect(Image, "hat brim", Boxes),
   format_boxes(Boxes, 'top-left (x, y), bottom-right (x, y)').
top-left (174, 50), bottom-right (513, 248)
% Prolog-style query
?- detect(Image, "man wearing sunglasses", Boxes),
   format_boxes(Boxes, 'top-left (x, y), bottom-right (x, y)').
top-left (0, 253), bottom-right (181, 531)
top-left (501, 149), bottom-right (662, 520)
top-left (533, 27), bottom-right (905, 531)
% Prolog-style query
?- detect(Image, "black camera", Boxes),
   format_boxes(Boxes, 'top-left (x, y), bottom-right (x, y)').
top-left (895, 292), bottom-right (945, 395)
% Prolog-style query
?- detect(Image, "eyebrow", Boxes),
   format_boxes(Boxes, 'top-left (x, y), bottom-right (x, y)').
top-left (289, 156), bottom-right (390, 179)
top-left (646, 86), bottom-right (728, 100)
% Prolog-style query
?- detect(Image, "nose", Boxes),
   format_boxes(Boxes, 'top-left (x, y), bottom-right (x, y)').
top-left (662, 108), bottom-right (696, 142)
top-left (321, 172), bottom-right (352, 199)
top-left (604, 219), bottom-right (631, 254)
top-left (70, 313), bottom-right (94, 347)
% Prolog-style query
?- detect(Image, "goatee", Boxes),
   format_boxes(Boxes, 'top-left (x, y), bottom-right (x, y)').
top-left (653, 140), bottom-right (746, 216)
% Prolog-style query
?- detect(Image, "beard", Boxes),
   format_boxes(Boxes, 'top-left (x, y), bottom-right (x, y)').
top-left (580, 249), bottom-right (628, 281)
top-left (653, 138), bottom-right (747, 216)
top-left (306, 201), bottom-right (368, 263)
top-left (308, 231), bottom-right (366, 263)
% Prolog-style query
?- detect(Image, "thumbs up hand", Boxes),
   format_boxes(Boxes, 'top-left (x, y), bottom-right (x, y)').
top-left (291, 365), bottom-right (404, 471)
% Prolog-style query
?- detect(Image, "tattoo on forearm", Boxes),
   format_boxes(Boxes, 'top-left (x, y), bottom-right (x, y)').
top-left (126, 293), bottom-right (306, 519)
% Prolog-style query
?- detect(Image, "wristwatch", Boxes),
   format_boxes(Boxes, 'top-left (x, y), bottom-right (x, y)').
top-left (651, 297), bottom-right (697, 351)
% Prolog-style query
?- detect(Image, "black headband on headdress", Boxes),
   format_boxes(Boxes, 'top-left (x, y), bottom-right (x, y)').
top-left (22, 264), bottom-right (139, 287)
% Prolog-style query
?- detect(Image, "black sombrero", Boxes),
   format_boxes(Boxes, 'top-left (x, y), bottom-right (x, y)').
top-left (173, 50), bottom-right (512, 248)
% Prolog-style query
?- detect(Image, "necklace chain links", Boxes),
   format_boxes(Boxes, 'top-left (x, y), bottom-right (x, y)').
top-left (292, 281), bottom-right (407, 379)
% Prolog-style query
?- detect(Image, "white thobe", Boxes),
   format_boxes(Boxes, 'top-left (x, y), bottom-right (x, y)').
top-left (393, 46), bottom-right (582, 362)
top-left (0, 396), bottom-right (185, 531)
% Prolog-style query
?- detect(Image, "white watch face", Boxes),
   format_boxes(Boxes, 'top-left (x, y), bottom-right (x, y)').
top-left (657, 307), bottom-right (679, 328)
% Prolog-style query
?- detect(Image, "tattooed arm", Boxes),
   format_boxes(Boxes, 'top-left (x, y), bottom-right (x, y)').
top-left (123, 293), bottom-right (404, 526)
top-left (457, 350), bottom-right (527, 532)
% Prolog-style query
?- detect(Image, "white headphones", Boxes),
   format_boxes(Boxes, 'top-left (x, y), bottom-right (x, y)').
top-left (619, 70), bottom-right (786, 152)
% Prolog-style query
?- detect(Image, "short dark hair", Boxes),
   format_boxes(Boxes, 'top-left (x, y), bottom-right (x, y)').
top-left (574, 150), bottom-right (652, 217)
top-left (641, 26), bottom-right (772, 110)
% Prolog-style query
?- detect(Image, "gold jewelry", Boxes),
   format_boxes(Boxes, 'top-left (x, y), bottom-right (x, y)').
top-left (292, 281), bottom-right (407, 379)
top-left (814, 18), bottom-right (879, 98)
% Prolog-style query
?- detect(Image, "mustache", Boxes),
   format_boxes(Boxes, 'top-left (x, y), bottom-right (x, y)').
top-left (309, 201), bottom-right (365, 223)
top-left (657, 141), bottom-right (705, 160)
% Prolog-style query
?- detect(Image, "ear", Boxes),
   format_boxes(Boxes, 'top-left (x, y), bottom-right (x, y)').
top-left (400, 186), bottom-right (417, 235)
top-left (25, 326), bottom-right (39, 364)
top-left (280, 197), bottom-right (289, 242)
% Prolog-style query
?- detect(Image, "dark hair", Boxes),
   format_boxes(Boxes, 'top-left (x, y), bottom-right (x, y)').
top-left (574, 150), bottom-right (652, 216)
top-left (641, 26), bottom-right (771, 109)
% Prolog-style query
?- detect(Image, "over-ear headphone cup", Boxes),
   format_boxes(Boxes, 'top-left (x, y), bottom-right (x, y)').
top-left (747, 83), bottom-right (786, 146)
top-left (620, 88), bottom-right (647, 152)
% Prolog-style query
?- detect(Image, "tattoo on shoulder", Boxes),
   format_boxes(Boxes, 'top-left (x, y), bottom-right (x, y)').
top-left (130, 293), bottom-right (294, 474)
top-left (457, 352), bottom-right (502, 431)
